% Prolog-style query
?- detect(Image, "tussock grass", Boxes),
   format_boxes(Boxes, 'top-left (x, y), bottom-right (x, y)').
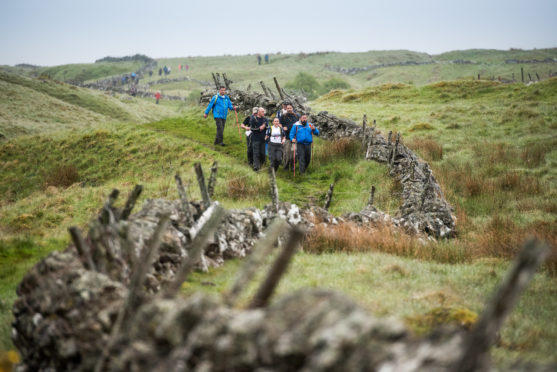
top-left (406, 137), bottom-right (443, 161)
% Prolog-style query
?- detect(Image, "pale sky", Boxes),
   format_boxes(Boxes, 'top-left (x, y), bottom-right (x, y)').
top-left (0, 0), bottom-right (555, 66)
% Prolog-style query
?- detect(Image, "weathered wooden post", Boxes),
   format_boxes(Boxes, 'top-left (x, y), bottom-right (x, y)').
top-left (269, 167), bottom-right (279, 213)
top-left (362, 114), bottom-right (368, 147)
top-left (420, 168), bottom-right (431, 211)
top-left (521, 67), bottom-right (524, 82)
top-left (94, 213), bottom-right (170, 372)
top-left (528, 73), bottom-right (532, 82)
top-left (324, 183), bottom-right (335, 211)
top-left (535, 72), bottom-right (540, 81)
top-left (273, 77), bottom-right (285, 100)
top-left (222, 73), bottom-right (232, 90)
top-left (248, 226), bottom-right (304, 309)
top-left (194, 162), bottom-right (211, 210)
top-left (207, 161), bottom-right (218, 198)
top-left (68, 226), bottom-right (96, 271)
top-left (260, 81), bottom-right (269, 98)
top-left (163, 204), bottom-right (225, 298)
top-left (478, 73), bottom-right (480, 80)
top-left (367, 185), bottom-right (376, 207)
top-left (215, 72), bottom-right (222, 87)
top-left (391, 132), bottom-right (400, 165)
top-left (121, 185), bottom-right (143, 220)
top-left (224, 219), bottom-right (286, 306)
top-left (99, 189), bottom-right (120, 225)
top-left (455, 239), bottom-right (549, 372)
top-left (175, 173), bottom-right (193, 225)
top-left (211, 72), bottom-right (219, 90)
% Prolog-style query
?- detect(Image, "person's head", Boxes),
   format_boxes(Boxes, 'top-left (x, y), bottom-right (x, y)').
top-left (218, 86), bottom-right (226, 95)
top-left (300, 114), bottom-right (308, 125)
top-left (286, 104), bottom-right (294, 114)
top-left (282, 101), bottom-right (289, 109)
top-left (257, 107), bottom-right (265, 117)
top-left (273, 117), bottom-right (280, 126)
top-left (252, 107), bottom-right (258, 115)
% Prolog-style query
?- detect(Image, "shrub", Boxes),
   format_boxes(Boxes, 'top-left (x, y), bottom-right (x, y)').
top-left (406, 137), bottom-right (443, 161)
top-left (313, 138), bottom-right (361, 164)
top-left (284, 72), bottom-right (322, 100)
top-left (409, 122), bottom-right (434, 131)
top-left (322, 78), bottom-right (350, 92)
top-left (521, 143), bottom-right (547, 167)
top-left (43, 164), bottom-right (80, 188)
top-left (225, 175), bottom-right (266, 200)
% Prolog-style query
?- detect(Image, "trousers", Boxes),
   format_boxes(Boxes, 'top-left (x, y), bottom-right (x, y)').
top-left (296, 143), bottom-right (312, 174)
top-left (268, 143), bottom-right (283, 171)
top-left (214, 118), bottom-right (226, 145)
top-left (252, 140), bottom-right (266, 170)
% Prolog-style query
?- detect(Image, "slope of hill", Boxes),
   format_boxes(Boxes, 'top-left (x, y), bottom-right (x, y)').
top-left (0, 71), bottom-right (179, 138)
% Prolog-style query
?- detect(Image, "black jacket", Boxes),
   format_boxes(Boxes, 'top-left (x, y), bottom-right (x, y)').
top-left (249, 116), bottom-right (269, 142)
top-left (279, 112), bottom-right (299, 139)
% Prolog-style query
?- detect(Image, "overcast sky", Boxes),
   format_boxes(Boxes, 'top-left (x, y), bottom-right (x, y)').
top-left (0, 0), bottom-right (555, 66)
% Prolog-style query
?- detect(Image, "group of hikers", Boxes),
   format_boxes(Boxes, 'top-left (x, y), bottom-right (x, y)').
top-left (204, 86), bottom-right (319, 175)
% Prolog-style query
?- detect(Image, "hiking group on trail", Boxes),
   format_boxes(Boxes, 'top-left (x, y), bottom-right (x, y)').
top-left (203, 87), bottom-right (319, 175)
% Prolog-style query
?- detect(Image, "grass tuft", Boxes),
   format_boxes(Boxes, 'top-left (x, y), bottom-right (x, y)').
top-left (43, 164), bottom-right (80, 188)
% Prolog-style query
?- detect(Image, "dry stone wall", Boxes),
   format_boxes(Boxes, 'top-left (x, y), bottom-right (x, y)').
top-left (201, 80), bottom-right (455, 239)
top-left (11, 181), bottom-right (551, 371)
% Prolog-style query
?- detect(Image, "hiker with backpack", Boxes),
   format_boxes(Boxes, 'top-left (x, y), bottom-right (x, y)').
top-left (266, 117), bottom-right (285, 172)
top-left (290, 114), bottom-right (319, 175)
top-left (249, 107), bottom-right (268, 171)
top-left (203, 86), bottom-right (236, 146)
top-left (240, 107), bottom-right (259, 167)
top-left (279, 103), bottom-right (299, 171)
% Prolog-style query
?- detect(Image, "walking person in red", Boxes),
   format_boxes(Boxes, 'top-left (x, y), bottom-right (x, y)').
top-left (154, 91), bottom-right (161, 104)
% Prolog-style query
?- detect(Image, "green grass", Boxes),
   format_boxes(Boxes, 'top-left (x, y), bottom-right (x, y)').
top-left (183, 250), bottom-right (557, 366)
top-left (1, 51), bottom-right (556, 366)
top-left (0, 70), bottom-right (182, 138)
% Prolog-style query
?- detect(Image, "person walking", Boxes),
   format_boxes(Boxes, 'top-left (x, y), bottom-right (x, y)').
top-left (290, 114), bottom-right (319, 175)
top-left (249, 107), bottom-right (268, 171)
top-left (280, 104), bottom-right (299, 170)
top-left (241, 107), bottom-right (258, 166)
top-left (154, 91), bottom-right (161, 104)
top-left (203, 86), bottom-right (236, 146)
top-left (266, 117), bottom-right (285, 172)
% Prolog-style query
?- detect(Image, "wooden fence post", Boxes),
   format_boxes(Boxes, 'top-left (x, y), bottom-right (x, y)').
top-left (175, 173), bottom-right (193, 225)
top-left (194, 162), bottom-right (211, 210)
top-left (362, 114), bottom-right (367, 147)
top-left (324, 183), bottom-right (335, 211)
top-left (274, 77), bottom-right (285, 100)
top-left (367, 185), bottom-right (376, 207)
top-left (207, 161), bottom-right (218, 198)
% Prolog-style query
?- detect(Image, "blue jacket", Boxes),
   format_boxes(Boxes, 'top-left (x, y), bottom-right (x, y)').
top-left (205, 94), bottom-right (234, 119)
top-left (290, 121), bottom-right (319, 144)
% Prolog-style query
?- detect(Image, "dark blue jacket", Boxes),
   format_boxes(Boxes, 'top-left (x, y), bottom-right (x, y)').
top-left (290, 122), bottom-right (319, 144)
top-left (205, 94), bottom-right (234, 119)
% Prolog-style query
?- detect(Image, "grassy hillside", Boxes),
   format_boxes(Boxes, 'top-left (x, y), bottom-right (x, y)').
top-left (0, 71), bottom-right (180, 138)
top-left (141, 48), bottom-right (557, 99)
top-left (1, 60), bottom-right (556, 366)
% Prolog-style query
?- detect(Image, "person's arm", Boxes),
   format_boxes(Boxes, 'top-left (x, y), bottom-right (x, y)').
top-left (312, 125), bottom-right (319, 136)
top-left (259, 118), bottom-right (267, 131)
top-left (249, 116), bottom-right (259, 131)
top-left (204, 96), bottom-right (216, 117)
top-left (290, 125), bottom-right (296, 142)
top-left (227, 97), bottom-right (234, 111)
